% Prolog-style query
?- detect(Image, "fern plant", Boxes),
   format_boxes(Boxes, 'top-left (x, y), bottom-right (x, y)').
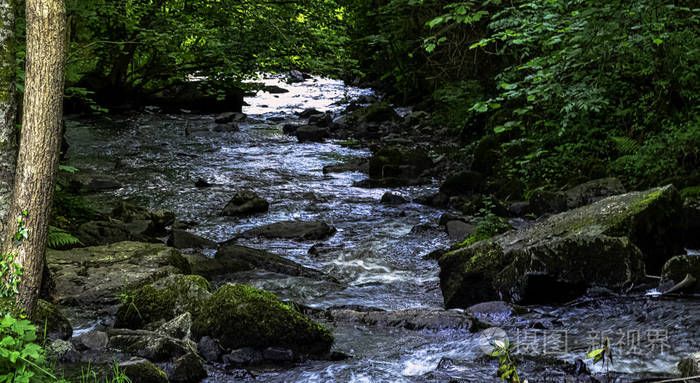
top-left (47, 226), bottom-right (82, 250)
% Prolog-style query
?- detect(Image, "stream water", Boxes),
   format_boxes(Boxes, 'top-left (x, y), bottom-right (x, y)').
top-left (64, 77), bottom-right (699, 382)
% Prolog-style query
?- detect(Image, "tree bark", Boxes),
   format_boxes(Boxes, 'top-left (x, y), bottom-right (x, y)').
top-left (0, 0), bottom-right (17, 242)
top-left (1, 0), bottom-right (66, 316)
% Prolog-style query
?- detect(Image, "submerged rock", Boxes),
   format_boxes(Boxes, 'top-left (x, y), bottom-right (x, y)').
top-left (48, 242), bottom-right (191, 308)
top-left (115, 274), bottom-right (211, 329)
top-left (221, 191), bottom-right (269, 216)
top-left (439, 185), bottom-right (683, 307)
top-left (193, 283), bottom-right (333, 355)
top-left (326, 308), bottom-right (474, 331)
top-left (239, 220), bottom-right (336, 240)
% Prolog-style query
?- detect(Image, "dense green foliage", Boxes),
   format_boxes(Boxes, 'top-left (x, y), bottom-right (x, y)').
top-left (346, 0), bottom-right (699, 190)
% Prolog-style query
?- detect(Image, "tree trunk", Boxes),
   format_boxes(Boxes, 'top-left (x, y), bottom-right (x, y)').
top-left (1, 0), bottom-right (66, 316)
top-left (0, 0), bottom-right (17, 243)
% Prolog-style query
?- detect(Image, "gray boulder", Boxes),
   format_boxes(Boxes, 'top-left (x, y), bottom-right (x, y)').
top-left (167, 229), bottom-right (217, 250)
top-left (239, 220), bottom-right (336, 240)
top-left (221, 191), bottom-right (269, 216)
top-left (439, 185), bottom-right (684, 307)
top-left (48, 242), bottom-right (191, 310)
top-left (296, 125), bottom-right (329, 142)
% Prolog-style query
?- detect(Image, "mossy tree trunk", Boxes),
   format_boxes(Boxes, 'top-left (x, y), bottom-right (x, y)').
top-left (1, 0), bottom-right (66, 316)
top-left (0, 0), bottom-right (18, 244)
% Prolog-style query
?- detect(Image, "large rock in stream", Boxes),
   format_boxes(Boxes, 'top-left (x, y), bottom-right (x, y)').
top-left (48, 241), bottom-right (191, 308)
top-left (439, 185), bottom-right (684, 307)
top-left (184, 244), bottom-right (327, 280)
top-left (239, 220), bottom-right (336, 240)
top-left (192, 283), bottom-right (333, 355)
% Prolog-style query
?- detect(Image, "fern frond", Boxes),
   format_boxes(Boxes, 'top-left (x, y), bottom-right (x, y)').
top-left (47, 226), bottom-right (83, 249)
top-left (611, 136), bottom-right (640, 155)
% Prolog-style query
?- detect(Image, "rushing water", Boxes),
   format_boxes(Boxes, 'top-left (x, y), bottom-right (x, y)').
top-left (65, 76), bottom-right (699, 382)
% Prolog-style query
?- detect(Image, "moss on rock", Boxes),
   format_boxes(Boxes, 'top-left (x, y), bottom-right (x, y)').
top-left (193, 283), bottom-right (333, 355)
top-left (115, 274), bottom-right (210, 329)
top-left (440, 185), bottom-right (681, 308)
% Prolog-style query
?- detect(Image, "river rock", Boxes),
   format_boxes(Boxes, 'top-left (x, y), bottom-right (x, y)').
top-left (323, 157), bottom-right (369, 174)
top-left (48, 242), bottom-right (191, 308)
top-left (223, 347), bottom-right (263, 367)
top-left (350, 102), bottom-right (400, 125)
top-left (297, 108), bottom-right (321, 118)
top-left (439, 171), bottom-right (486, 197)
top-left (528, 190), bottom-right (568, 216)
top-left (167, 229), bottom-right (217, 250)
top-left (33, 299), bottom-right (73, 341)
top-left (366, 147), bottom-right (432, 186)
top-left (214, 112), bottom-right (246, 124)
top-left (439, 185), bottom-right (683, 308)
top-left (445, 220), bottom-right (475, 242)
top-left (286, 70), bottom-right (306, 83)
top-left (108, 328), bottom-right (191, 362)
top-left (239, 220), bottom-right (336, 240)
top-left (74, 330), bottom-right (109, 351)
top-left (193, 283), bottom-right (333, 355)
top-left (197, 336), bottom-right (221, 362)
top-left (660, 254), bottom-right (700, 293)
top-left (282, 123), bottom-right (299, 135)
top-left (262, 85), bottom-right (289, 94)
top-left (296, 125), bottom-right (329, 142)
top-left (380, 192), bottom-right (408, 205)
top-left (221, 191), bottom-right (269, 216)
top-left (167, 352), bottom-right (207, 383)
top-left (326, 308), bottom-right (473, 331)
top-left (76, 220), bottom-right (156, 247)
top-left (200, 244), bottom-right (327, 279)
top-left (308, 113), bottom-right (332, 127)
top-left (564, 178), bottom-right (626, 209)
top-left (57, 171), bottom-right (122, 194)
top-left (119, 358), bottom-right (168, 383)
top-left (157, 312), bottom-right (193, 341)
top-left (115, 274), bottom-right (211, 329)
top-left (212, 122), bottom-right (239, 132)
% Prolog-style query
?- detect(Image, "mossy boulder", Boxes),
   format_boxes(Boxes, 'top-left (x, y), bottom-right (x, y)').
top-left (48, 242), bottom-right (191, 309)
top-left (119, 358), bottom-right (168, 383)
top-left (33, 299), bottom-right (73, 341)
top-left (115, 274), bottom-right (211, 329)
top-left (350, 102), bottom-right (400, 124)
top-left (193, 283), bottom-right (333, 355)
top-left (439, 185), bottom-right (683, 307)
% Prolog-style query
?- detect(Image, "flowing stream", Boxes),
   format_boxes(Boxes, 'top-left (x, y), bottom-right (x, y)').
top-left (64, 77), bottom-right (699, 382)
